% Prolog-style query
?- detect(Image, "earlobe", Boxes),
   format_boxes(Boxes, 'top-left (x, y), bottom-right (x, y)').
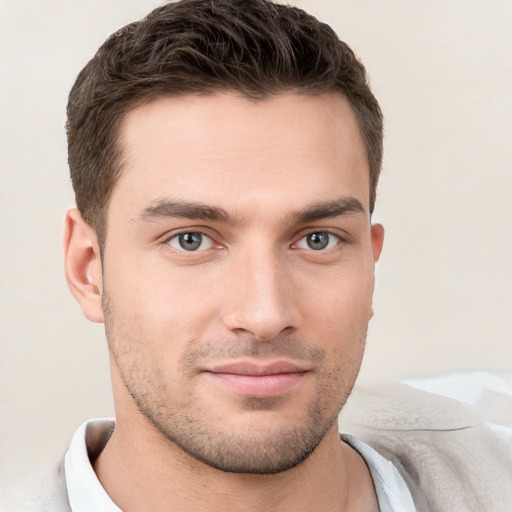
top-left (63, 208), bottom-right (104, 323)
top-left (371, 223), bottom-right (385, 262)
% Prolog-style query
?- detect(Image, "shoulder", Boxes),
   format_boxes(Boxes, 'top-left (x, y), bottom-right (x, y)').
top-left (1, 457), bottom-right (71, 512)
top-left (340, 375), bottom-right (512, 512)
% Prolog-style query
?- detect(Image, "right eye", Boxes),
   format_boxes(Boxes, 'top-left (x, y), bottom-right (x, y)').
top-left (166, 232), bottom-right (214, 252)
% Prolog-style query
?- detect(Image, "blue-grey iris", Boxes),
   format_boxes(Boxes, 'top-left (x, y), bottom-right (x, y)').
top-left (307, 232), bottom-right (330, 250)
top-left (179, 232), bottom-right (202, 251)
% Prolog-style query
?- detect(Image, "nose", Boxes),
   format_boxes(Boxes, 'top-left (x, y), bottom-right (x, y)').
top-left (222, 245), bottom-right (301, 341)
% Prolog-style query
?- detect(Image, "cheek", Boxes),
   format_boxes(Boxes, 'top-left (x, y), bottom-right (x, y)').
top-left (302, 266), bottom-right (375, 325)
top-left (108, 256), bottom-right (219, 330)
top-left (299, 266), bottom-right (374, 368)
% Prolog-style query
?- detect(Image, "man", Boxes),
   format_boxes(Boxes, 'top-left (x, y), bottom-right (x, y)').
top-left (62, 0), bottom-right (389, 509)
top-left (6, 0), bottom-right (511, 511)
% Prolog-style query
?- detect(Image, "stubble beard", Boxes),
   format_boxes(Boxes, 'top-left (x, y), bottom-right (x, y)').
top-left (102, 291), bottom-right (366, 475)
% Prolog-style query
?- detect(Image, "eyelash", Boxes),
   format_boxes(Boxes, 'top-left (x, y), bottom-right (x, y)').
top-left (164, 230), bottom-right (217, 252)
top-left (293, 231), bottom-right (341, 252)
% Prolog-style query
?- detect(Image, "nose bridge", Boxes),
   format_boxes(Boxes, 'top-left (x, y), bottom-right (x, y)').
top-left (223, 238), bottom-right (299, 340)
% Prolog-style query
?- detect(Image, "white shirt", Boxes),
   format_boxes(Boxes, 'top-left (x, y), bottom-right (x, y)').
top-left (64, 418), bottom-right (416, 512)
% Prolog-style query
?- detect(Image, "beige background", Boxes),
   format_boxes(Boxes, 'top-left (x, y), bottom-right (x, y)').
top-left (1, 0), bottom-right (511, 487)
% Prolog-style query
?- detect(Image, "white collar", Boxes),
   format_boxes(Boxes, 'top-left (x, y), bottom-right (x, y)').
top-left (342, 434), bottom-right (417, 512)
top-left (65, 418), bottom-right (416, 511)
top-left (65, 418), bottom-right (121, 512)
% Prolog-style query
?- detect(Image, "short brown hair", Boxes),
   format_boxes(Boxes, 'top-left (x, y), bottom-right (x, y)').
top-left (67, 0), bottom-right (383, 245)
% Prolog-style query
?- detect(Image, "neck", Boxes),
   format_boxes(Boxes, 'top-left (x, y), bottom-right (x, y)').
top-left (93, 413), bottom-right (378, 512)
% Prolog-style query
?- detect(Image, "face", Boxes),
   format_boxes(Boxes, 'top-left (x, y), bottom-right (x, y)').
top-left (99, 93), bottom-right (383, 473)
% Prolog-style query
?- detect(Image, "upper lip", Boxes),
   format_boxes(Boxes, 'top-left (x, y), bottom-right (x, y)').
top-left (207, 360), bottom-right (309, 376)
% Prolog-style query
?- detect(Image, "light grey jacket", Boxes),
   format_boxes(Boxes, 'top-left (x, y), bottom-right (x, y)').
top-left (340, 381), bottom-right (512, 512)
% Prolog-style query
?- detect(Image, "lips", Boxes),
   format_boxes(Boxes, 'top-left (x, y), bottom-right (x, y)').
top-left (204, 360), bottom-right (309, 397)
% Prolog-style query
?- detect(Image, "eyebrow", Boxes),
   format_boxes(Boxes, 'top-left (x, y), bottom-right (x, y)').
top-left (139, 199), bottom-right (231, 223)
top-left (138, 196), bottom-right (365, 225)
top-left (290, 197), bottom-right (365, 224)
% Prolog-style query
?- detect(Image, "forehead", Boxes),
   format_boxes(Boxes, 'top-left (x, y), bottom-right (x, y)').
top-left (111, 92), bottom-right (370, 222)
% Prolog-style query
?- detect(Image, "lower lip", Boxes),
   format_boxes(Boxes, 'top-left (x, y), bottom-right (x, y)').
top-left (206, 372), bottom-right (306, 397)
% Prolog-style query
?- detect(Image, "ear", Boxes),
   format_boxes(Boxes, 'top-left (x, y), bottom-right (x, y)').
top-left (370, 223), bottom-right (385, 263)
top-left (368, 223), bottom-right (385, 320)
top-left (63, 208), bottom-right (104, 323)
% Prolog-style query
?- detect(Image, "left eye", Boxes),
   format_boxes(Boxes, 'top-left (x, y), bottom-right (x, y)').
top-left (167, 232), bottom-right (214, 251)
top-left (295, 232), bottom-right (339, 251)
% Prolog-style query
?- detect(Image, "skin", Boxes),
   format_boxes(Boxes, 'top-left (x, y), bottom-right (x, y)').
top-left (64, 92), bottom-right (384, 511)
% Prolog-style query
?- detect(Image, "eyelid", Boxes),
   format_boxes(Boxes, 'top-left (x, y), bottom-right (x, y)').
top-left (293, 231), bottom-right (341, 251)
top-left (169, 233), bottom-right (212, 251)
top-left (162, 227), bottom-right (222, 253)
top-left (160, 225), bottom-right (216, 242)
